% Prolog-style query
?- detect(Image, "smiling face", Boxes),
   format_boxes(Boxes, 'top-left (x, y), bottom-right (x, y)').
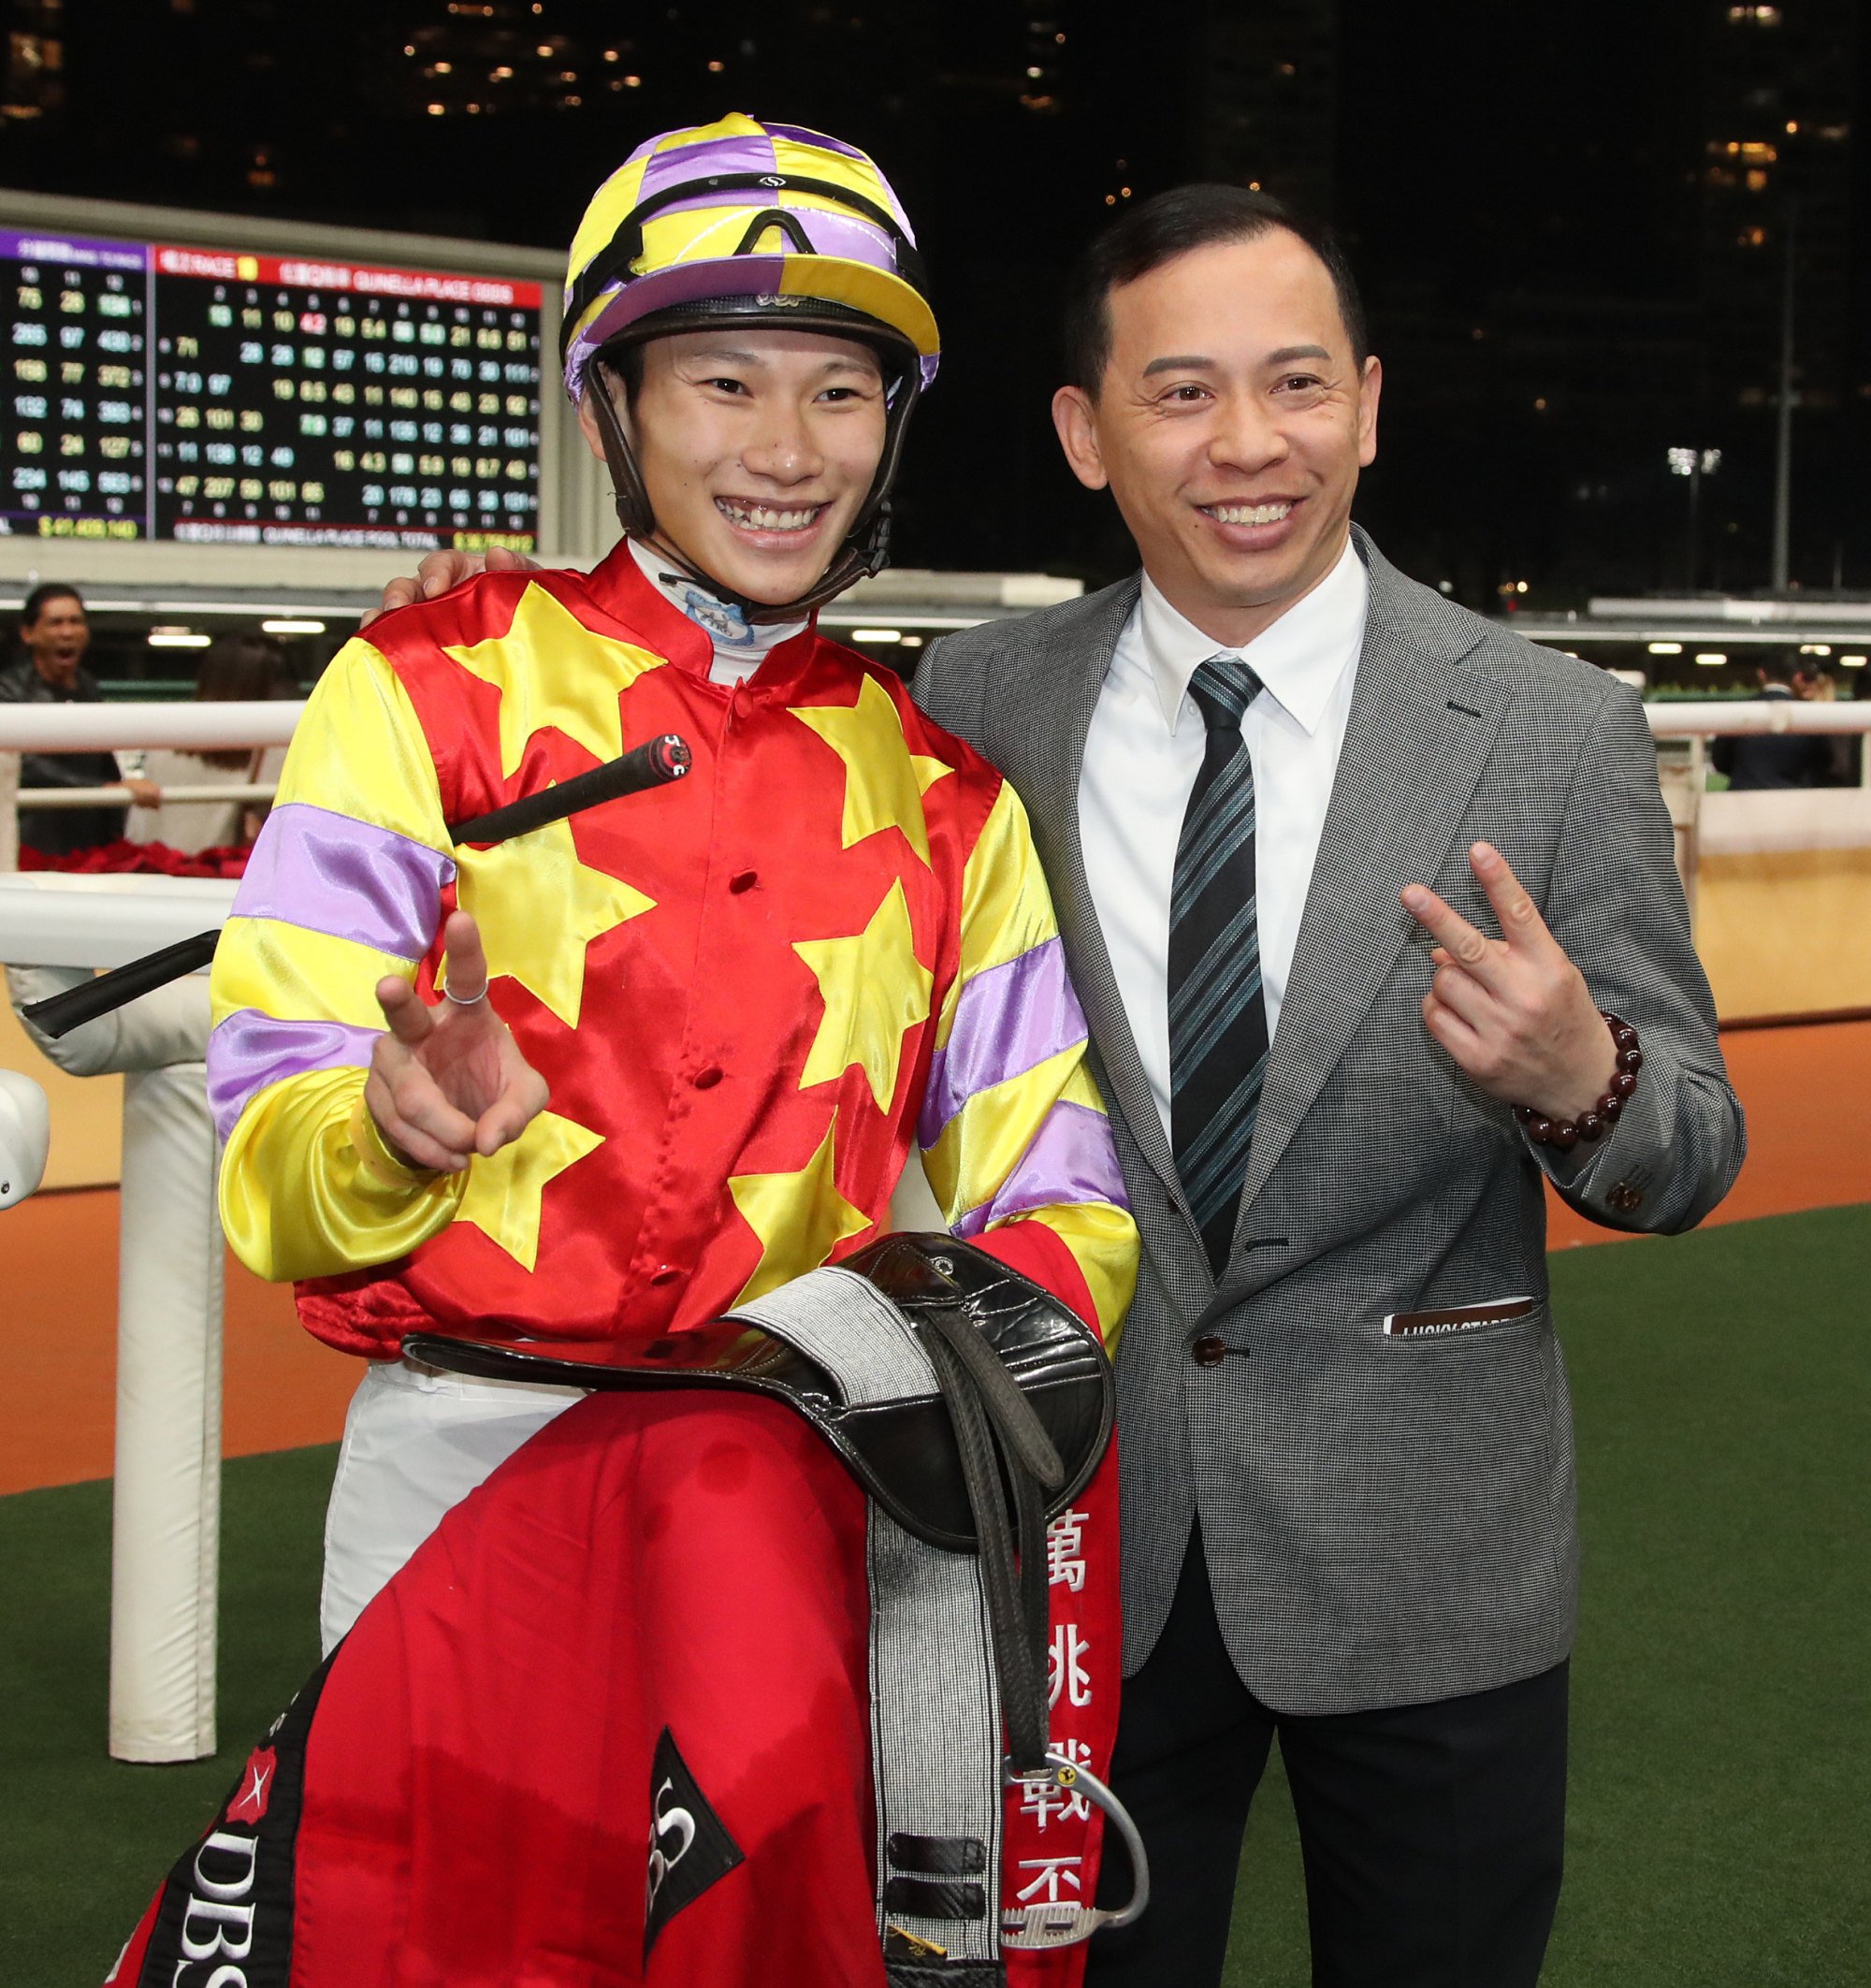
top-left (22, 590), bottom-right (89, 689)
top-left (1052, 228), bottom-right (1381, 650)
top-left (580, 326), bottom-right (890, 607)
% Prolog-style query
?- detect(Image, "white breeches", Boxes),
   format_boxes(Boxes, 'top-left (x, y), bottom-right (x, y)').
top-left (319, 1357), bottom-right (584, 1655)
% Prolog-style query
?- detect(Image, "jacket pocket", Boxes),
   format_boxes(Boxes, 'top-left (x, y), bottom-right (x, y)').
top-left (1383, 1296), bottom-right (1536, 1342)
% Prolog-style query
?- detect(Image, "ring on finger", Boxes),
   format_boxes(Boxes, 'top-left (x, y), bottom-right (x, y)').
top-left (442, 983), bottom-right (488, 1006)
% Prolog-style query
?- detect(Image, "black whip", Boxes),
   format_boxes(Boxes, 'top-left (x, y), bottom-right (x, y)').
top-left (20, 931), bottom-right (223, 1041)
top-left (447, 732), bottom-right (689, 843)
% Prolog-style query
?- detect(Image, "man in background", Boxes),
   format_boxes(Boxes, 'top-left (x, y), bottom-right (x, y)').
top-left (0, 583), bottom-right (156, 856)
top-left (1712, 657), bottom-right (1833, 790)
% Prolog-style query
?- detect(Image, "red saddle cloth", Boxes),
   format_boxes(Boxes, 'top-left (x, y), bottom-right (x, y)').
top-left (106, 1388), bottom-right (1120, 1988)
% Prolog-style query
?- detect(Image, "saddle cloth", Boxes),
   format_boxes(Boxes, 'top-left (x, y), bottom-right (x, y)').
top-left (103, 1386), bottom-right (1120, 1988)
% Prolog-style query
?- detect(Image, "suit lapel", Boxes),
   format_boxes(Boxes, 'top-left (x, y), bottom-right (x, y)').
top-left (1230, 533), bottom-right (1507, 1226)
top-left (987, 577), bottom-right (1188, 1211)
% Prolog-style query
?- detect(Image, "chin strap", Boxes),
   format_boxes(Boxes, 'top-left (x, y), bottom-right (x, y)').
top-left (582, 362), bottom-right (921, 625)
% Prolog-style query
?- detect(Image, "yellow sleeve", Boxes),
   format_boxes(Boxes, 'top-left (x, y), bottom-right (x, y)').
top-left (209, 638), bottom-right (467, 1282)
top-left (919, 780), bottom-right (1139, 1349)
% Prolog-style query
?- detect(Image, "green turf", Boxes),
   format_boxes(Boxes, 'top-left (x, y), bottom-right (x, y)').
top-left (0, 1444), bottom-right (334, 1984)
top-left (3, 1206), bottom-right (1866, 1985)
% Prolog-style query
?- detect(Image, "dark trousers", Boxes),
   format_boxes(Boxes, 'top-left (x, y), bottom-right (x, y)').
top-left (1088, 1529), bottom-right (1567, 1987)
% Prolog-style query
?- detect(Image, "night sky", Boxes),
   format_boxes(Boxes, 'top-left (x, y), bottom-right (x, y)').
top-left (3, 0), bottom-right (1866, 606)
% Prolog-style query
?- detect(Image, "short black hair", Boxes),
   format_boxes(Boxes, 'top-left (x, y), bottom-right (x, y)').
top-left (1061, 183), bottom-right (1369, 395)
top-left (22, 582), bottom-right (84, 626)
top-left (196, 631), bottom-right (295, 703)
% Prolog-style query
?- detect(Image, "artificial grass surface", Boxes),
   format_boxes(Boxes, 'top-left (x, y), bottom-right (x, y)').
top-left (4, 1205), bottom-right (1866, 1986)
top-left (0, 1445), bottom-right (333, 1984)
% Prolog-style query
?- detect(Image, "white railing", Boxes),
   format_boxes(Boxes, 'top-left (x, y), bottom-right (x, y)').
top-left (1646, 701), bottom-right (1871, 736)
top-left (24, 783), bottom-right (278, 810)
top-left (0, 701), bottom-right (302, 753)
top-left (2, 694), bottom-right (1868, 755)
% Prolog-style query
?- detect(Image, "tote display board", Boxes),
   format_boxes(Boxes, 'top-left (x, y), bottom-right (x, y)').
top-left (5, 225), bottom-right (545, 555)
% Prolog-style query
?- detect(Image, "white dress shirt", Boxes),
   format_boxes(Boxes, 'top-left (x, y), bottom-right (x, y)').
top-left (1078, 537), bottom-right (1369, 1140)
top-left (628, 539), bottom-right (806, 686)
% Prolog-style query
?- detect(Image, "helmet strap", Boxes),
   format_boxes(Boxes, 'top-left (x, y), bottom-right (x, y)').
top-left (580, 358), bottom-right (923, 626)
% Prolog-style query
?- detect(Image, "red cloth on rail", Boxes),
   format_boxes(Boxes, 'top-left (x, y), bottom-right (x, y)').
top-left (19, 837), bottom-right (251, 877)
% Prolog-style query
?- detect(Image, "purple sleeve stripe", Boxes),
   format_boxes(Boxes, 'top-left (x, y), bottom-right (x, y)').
top-left (231, 804), bottom-right (454, 961)
top-left (950, 1101), bottom-right (1131, 1239)
top-left (918, 937), bottom-right (1087, 1146)
top-left (207, 1009), bottom-right (380, 1143)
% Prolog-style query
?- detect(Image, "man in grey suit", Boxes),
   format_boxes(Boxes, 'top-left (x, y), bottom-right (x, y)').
top-left (912, 188), bottom-right (1743, 1986)
top-left (384, 182), bottom-right (1743, 1986)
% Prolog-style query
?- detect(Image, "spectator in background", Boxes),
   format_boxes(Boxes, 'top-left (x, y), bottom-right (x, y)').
top-left (1791, 661), bottom-right (1860, 787)
top-left (1713, 658), bottom-right (1832, 790)
top-left (127, 631), bottom-right (297, 853)
top-left (0, 583), bottom-right (158, 855)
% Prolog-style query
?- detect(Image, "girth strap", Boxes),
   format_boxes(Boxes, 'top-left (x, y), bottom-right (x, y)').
top-left (732, 1268), bottom-right (1008, 1972)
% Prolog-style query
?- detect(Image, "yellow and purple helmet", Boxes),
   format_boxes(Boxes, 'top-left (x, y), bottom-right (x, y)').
top-left (561, 114), bottom-right (939, 613)
top-left (562, 113), bottom-right (938, 404)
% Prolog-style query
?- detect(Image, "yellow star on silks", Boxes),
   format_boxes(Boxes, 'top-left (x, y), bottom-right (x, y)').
top-left (789, 672), bottom-right (952, 868)
top-left (728, 1116), bottom-right (873, 1308)
top-left (447, 804), bottom-right (655, 1027)
top-left (791, 878), bottom-right (934, 1112)
top-left (457, 1107), bottom-right (605, 1273)
top-left (444, 582), bottom-right (666, 776)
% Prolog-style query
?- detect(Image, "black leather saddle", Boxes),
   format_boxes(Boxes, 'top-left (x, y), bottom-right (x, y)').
top-left (404, 1231), bottom-right (1113, 1554)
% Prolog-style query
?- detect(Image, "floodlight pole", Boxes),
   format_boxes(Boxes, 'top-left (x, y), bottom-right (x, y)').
top-left (1771, 206), bottom-right (1797, 593)
top-left (1687, 457), bottom-right (1703, 593)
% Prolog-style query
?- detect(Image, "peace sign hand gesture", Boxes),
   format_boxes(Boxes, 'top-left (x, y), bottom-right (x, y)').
top-left (363, 910), bottom-right (549, 1174)
top-left (1402, 842), bottom-right (1617, 1125)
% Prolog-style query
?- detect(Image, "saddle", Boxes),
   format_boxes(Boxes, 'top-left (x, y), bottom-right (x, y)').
top-left (408, 1231), bottom-right (1149, 1966)
top-left (405, 1231), bottom-right (1111, 1551)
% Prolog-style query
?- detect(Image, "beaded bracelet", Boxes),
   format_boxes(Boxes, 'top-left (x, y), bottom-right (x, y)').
top-left (1514, 1012), bottom-right (1642, 1151)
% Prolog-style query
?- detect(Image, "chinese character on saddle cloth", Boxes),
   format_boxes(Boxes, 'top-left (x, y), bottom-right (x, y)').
top-left (1018, 1737), bottom-right (1093, 1831)
top-left (998, 1456), bottom-right (1122, 1982)
top-left (1046, 1508), bottom-right (1089, 1593)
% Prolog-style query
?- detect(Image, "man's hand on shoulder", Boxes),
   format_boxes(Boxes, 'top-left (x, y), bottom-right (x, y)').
top-left (364, 910), bottom-right (548, 1172)
top-left (361, 544), bottom-right (541, 630)
top-left (1403, 843), bottom-right (1617, 1124)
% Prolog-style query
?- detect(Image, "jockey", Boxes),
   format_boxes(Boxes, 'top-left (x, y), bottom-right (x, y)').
top-left (108, 116), bottom-right (1138, 1988)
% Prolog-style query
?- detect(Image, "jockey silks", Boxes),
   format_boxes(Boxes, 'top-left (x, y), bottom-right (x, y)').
top-left (207, 541), bottom-right (1136, 1357)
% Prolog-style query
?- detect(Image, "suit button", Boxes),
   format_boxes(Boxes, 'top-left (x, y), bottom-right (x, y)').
top-left (1607, 1180), bottom-right (1644, 1212)
top-left (1191, 1335), bottom-right (1226, 1368)
top-left (729, 869), bottom-right (759, 893)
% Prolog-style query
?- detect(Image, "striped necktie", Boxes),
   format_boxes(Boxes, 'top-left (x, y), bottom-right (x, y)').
top-left (1169, 653), bottom-right (1269, 1272)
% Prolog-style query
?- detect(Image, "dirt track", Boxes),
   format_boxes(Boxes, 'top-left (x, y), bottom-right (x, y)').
top-left (6, 1021), bottom-right (1867, 1495)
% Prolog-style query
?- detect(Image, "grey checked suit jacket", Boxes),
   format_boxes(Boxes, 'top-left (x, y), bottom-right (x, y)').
top-left (914, 528), bottom-right (1745, 1716)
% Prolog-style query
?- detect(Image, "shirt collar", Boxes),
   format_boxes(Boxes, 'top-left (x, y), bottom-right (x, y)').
top-left (584, 535), bottom-right (821, 691)
top-left (625, 540), bottom-right (809, 681)
top-left (1134, 534), bottom-right (1369, 736)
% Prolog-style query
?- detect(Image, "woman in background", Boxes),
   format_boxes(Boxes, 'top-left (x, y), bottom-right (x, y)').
top-left (126, 631), bottom-right (297, 853)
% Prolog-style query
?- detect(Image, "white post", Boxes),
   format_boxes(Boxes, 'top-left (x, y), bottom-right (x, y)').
top-left (0, 749), bottom-right (16, 873)
top-left (108, 1061), bottom-right (224, 1762)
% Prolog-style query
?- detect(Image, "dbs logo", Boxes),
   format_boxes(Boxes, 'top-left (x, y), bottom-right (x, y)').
top-left (642, 1727), bottom-right (745, 1958)
top-left (645, 1776), bottom-right (697, 1915)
